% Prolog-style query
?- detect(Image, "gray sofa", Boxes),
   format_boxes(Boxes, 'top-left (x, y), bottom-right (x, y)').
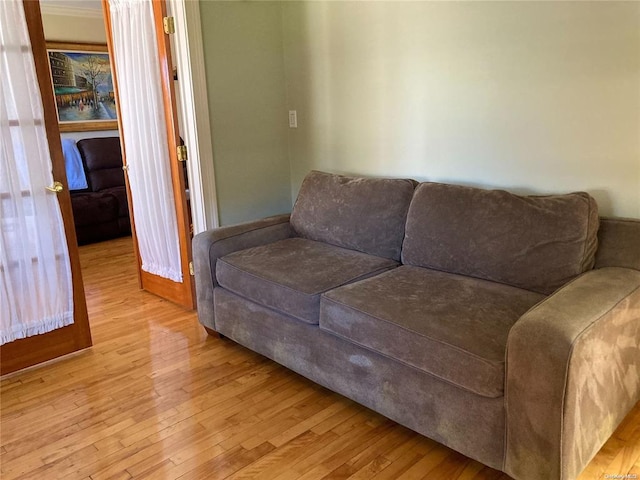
top-left (193, 170), bottom-right (640, 480)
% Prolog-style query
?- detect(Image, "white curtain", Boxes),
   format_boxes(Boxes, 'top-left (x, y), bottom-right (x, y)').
top-left (0, 0), bottom-right (74, 345)
top-left (108, 0), bottom-right (182, 282)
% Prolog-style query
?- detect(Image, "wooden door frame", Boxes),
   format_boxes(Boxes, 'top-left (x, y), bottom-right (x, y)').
top-left (151, 0), bottom-right (195, 308)
top-left (0, 0), bottom-right (92, 376)
top-left (102, 0), bottom-right (195, 309)
top-left (166, 0), bottom-right (219, 233)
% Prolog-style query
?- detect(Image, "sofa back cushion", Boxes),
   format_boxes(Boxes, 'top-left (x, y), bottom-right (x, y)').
top-left (595, 217), bottom-right (640, 271)
top-left (290, 171), bottom-right (416, 261)
top-left (77, 138), bottom-right (125, 192)
top-left (402, 182), bottom-right (599, 294)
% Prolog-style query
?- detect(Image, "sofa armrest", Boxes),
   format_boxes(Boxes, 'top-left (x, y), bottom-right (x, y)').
top-left (505, 267), bottom-right (640, 480)
top-left (192, 214), bottom-right (292, 331)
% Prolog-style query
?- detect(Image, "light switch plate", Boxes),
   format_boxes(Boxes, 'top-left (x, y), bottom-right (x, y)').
top-left (288, 110), bottom-right (297, 128)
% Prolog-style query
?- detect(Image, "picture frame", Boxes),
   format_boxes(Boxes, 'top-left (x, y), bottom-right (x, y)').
top-left (46, 42), bottom-right (118, 132)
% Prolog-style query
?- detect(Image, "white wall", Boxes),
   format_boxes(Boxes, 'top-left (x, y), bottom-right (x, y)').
top-left (41, 11), bottom-right (106, 44)
top-left (60, 130), bottom-right (118, 142)
top-left (282, 1), bottom-right (640, 218)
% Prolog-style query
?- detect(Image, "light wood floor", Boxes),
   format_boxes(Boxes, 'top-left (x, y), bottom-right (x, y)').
top-left (1, 237), bottom-right (638, 480)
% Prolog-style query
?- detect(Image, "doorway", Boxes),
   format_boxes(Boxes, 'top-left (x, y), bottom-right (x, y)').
top-left (40, 0), bottom-right (203, 306)
top-left (2, 0), bottom-right (215, 374)
top-left (39, 0), bottom-right (131, 249)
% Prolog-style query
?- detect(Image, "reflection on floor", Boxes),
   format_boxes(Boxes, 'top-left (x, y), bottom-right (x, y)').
top-left (0, 237), bottom-right (638, 479)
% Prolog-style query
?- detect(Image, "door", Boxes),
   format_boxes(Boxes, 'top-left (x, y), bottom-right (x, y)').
top-left (102, 0), bottom-right (195, 309)
top-left (0, 0), bottom-right (92, 376)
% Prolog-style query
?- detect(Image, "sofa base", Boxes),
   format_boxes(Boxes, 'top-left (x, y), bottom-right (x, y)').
top-left (213, 287), bottom-right (506, 471)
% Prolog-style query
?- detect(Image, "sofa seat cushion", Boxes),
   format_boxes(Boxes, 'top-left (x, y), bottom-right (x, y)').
top-left (320, 266), bottom-right (545, 397)
top-left (217, 238), bottom-right (398, 324)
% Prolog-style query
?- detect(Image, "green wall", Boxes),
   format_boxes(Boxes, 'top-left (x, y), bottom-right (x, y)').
top-left (200, 1), bottom-right (291, 225)
top-left (200, 1), bottom-right (640, 221)
top-left (282, 1), bottom-right (640, 218)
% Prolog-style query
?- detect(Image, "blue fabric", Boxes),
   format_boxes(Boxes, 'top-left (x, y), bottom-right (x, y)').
top-left (62, 139), bottom-right (88, 190)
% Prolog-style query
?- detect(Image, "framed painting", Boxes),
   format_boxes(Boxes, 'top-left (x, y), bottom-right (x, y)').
top-left (46, 42), bottom-right (118, 132)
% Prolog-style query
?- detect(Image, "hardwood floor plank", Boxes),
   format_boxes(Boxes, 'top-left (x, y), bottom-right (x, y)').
top-left (1, 237), bottom-right (638, 480)
top-left (370, 442), bottom-right (430, 480)
top-left (176, 442), bottom-right (276, 480)
top-left (346, 455), bottom-right (393, 480)
top-left (227, 430), bottom-right (320, 479)
top-left (395, 447), bottom-right (451, 480)
top-left (345, 427), bottom-right (418, 473)
top-left (270, 431), bottom-right (342, 480)
top-left (419, 450), bottom-right (472, 480)
top-left (9, 445), bottom-right (101, 480)
top-left (268, 399), bottom-right (352, 448)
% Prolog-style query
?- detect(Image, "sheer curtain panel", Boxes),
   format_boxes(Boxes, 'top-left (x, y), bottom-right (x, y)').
top-left (0, 0), bottom-right (74, 345)
top-left (108, 0), bottom-right (182, 282)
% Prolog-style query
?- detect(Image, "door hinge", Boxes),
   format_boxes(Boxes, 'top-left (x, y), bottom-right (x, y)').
top-left (177, 145), bottom-right (188, 162)
top-left (163, 16), bottom-right (175, 35)
top-left (188, 261), bottom-right (194, 276)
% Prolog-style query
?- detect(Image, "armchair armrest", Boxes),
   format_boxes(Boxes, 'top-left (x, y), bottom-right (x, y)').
top-left (192, 214), bottom-right (292, 331)
top-left (505, 267), bottom-right (640, 480)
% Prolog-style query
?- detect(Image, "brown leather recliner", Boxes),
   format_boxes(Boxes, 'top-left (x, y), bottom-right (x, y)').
top-left (70, 137), bottom-right (131, 245)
